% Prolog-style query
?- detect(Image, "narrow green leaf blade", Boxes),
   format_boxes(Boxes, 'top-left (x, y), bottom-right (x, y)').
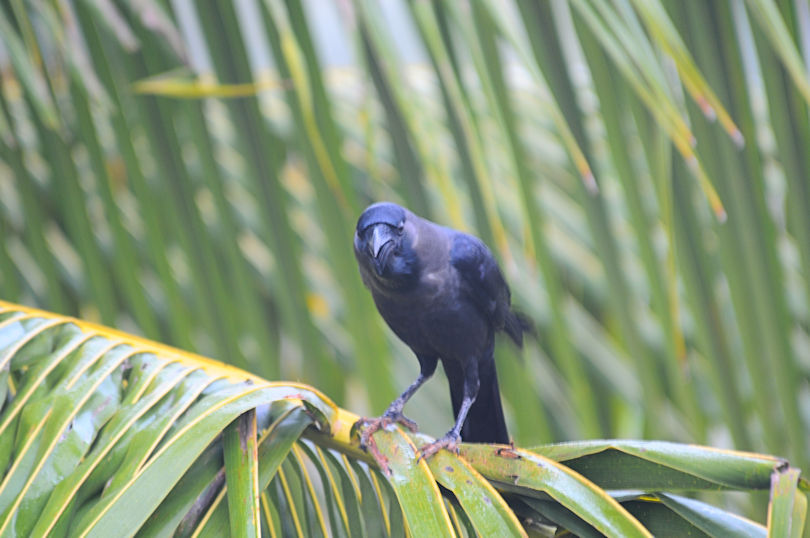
top-left (195, 402), bottom-right (316, 537)
top-left (532, 440), bottom-right (783, 490)
top-left (224, 409), bottom-right (261, 538)
top-left (77, 386), bottom-right (327, 537)
top-left (372, 428), bottom-right (455, 537)
top-left (657, 493), bottom-right (766, 537)
top-left (428, 448), bottom-right (526, 537)
top-left (767, 468), bottom-right (805, 538)
top-left (460, 444), bottom-right (651, 537)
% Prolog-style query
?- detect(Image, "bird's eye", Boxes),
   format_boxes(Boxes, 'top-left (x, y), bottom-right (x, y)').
top-left (397, 221), bottom-right (405, 232)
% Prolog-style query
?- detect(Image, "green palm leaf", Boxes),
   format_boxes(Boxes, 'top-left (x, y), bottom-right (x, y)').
top-left (1, 0), bottom-right (810, 535)
top-left (0, 302), bottom-right (805, 536)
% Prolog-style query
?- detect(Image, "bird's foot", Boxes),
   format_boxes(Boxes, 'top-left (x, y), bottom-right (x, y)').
top-left (354, 411), bottom-right (418, 476)
top-left (384, 409), bottom-right (418, 432)
top-left (356, 411), bottom-right (418, 451)
top-left (418, 431), bottom-right (461, 462)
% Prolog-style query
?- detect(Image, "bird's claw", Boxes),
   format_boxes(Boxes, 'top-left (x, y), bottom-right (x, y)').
top-left (356, 411), bottom-right (418, 450)
top-left (386, 411), bottom-right (418, 432)
top-left (355, 416), bottom-right (380, 451)
top-left (355, 412), bottom-right (419, 475)
top-left (418, 432), bottom-right (461, 462)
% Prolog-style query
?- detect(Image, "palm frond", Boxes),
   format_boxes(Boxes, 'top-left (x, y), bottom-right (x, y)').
top-left (0, 302), bottom-right (804, 536)
top-left (1, 0), bottom-right (809, 532)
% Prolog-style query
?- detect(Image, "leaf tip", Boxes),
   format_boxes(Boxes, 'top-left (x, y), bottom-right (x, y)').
top-left (732, 129), bottom-right (745, 148)
top-left (582, 170), bottom-right (599, 195)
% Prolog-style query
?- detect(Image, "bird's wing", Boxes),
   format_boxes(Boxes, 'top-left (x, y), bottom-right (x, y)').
top-left (449, 233), bottom-right (511, 329)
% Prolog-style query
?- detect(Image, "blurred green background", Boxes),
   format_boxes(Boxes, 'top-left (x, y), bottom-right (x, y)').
top-left (0, 0), bottom-right (808, 478)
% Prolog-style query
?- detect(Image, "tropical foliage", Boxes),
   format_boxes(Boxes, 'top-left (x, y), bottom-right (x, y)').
top-left (0, 302), bottom-right (805, 536)
top-left (0, 0), bottom-right (809, 534)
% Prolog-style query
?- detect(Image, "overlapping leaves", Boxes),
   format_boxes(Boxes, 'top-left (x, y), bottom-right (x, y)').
top-left (0, 303), bottom-right (805, 536)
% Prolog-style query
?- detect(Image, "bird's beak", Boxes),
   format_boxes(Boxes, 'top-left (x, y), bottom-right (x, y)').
top-left (369, 224), bottom-right (395, 259)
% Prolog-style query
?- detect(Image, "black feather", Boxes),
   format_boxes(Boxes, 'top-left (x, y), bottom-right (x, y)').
top-left (354, 202), bottom-right (529, 447)
top-left (504, 310), bottom-right (534, 347)
top-left (356, 201), bottom-right (406, 232)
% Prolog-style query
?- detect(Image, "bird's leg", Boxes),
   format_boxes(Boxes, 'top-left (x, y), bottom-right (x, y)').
top-left (419, 361), bottom-right (480, 461)
top-left (417, 395), bottom-right (474, 461)
top-left (357, 359), bottom-right (437, 452)
top-left (378, 374), bottom-right (426, 430)
top-left (357, 373), bottom-right (428, 448)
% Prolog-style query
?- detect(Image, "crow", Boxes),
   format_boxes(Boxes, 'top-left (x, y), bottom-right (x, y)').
top-left (353, 201), bottom-right (530, 460)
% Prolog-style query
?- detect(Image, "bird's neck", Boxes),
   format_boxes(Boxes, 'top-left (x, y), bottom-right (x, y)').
top-left (371, 253), bottom-right (420, 293)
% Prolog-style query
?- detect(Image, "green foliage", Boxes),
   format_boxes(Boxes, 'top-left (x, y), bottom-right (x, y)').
top-left (0, 0), bottom-right (809, 530)
top-left (0, 303), bottom-right (805, 536)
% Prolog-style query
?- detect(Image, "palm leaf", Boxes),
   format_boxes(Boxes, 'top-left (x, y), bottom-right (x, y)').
top-left (2, 0), bottom-right (810, 533)
top-left (0, 301), bottom-right (804, 536)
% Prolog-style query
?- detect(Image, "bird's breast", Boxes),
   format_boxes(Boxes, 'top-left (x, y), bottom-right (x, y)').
top-left (371, 268), bottom-right (489, 360)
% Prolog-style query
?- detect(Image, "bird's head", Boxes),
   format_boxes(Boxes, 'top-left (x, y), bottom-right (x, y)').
top-left (354, 202), bottom-right (419, 288)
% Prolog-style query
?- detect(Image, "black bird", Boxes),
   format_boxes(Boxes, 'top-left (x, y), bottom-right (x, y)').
top-left (353, 202), bottom-right (529, 459)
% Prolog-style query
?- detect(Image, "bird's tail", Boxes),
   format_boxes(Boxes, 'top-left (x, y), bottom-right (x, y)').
top-left (504, 310), bottom-right (534, 347)
top-left (446, 358), bottom-right (509, 444)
